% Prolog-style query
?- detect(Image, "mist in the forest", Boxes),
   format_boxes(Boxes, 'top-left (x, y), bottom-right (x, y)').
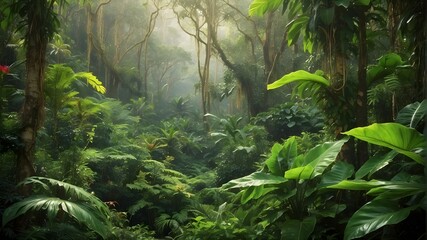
top-left (0, 0), bottom-right (425, 239)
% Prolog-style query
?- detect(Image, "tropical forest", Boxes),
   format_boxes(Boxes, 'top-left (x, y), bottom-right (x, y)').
top-left (0, 0), bottom-right (425, 239)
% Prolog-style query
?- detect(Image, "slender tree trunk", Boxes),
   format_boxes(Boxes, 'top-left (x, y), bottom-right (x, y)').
top-left (17, 1), bottom-right (50, 194)
top-left (86, 4), bottom-right (93, 71)
top-left (143, 39), bottom-right (149, 100)
top-left (137, 42), bottom-right (143, 94)
top-left (356, 10), bottom-right (368, 169)
top-left (263, 12), bottom-right (274, 80)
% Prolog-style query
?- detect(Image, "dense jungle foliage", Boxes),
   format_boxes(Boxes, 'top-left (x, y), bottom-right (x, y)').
top-left (0, 0), bottom-right (425, 239)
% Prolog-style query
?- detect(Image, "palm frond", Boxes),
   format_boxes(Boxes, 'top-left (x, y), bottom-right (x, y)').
top-left (74, 72), bottom-right (106, 94)
top-left (2, 196), bottom-right (110, 239)
top-left (17, 177), bottom-right (110, 217)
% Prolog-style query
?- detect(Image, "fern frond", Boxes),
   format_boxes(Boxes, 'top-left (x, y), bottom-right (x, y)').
top-left (154, 213), bottom-right (182, 235)
top-left (172, 210), bottom-right (188, 224)
top-left (162, 168), bottom-right (186, 178)
top-left (126, 181), bottom-right (151, 191)
top-left (384, 74), bottom-right (400, 91)
top-left (100, 146), bottom-right (144, 164)
top-left (107, 154), bottom-right (137, 161)
top-left (82, 148), bottom-right (103, 162)
top-left (189, 203), bottom-right (217, 221)
top-left (142, 160), bottom-right (166, 172)
top-left (128, 199), bottom-right (153, 215)
top-left (367, 83), bottom-right (388, 105)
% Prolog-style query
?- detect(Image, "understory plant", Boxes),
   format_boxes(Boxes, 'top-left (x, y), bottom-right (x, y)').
top-left (220, 119), bottom-right (425, 239)
top-left (181, 202), bottom-right (264, 239)
top-left (126, 159), bottom-right (193, 238)
top-left (206, 114), bottom-right (269, 185)
top-left (1, 176), bottom-right (113, 239)
top-left (327, 121), bottom-right (425, 239)
top-left (221, 135), bottom-right (352, 239)
top-left (253, 98), bottom-right (324, 141)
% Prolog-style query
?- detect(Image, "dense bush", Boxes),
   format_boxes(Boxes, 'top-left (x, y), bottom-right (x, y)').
top-left (253, 99), bottom-right (324, 141)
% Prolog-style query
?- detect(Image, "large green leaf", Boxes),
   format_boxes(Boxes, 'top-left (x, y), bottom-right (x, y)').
top-left (344, 199), bottom-right (418, 240)
top-left (284, 165), bottom-right (314, 180)
top-left (310, 204), bottom-right (346, 218)
top-left (367, 65), bottom-right (388, 83)
top-left (2, 196), bottom-right (110, 239)
top-left (282, 136), bottom-right (298, 169)
top-left (281, 216), bottom-right (316, 240)
top-left (378, 53), bottom-right (403, 68)
top-left (355, 150), bottom-right (398, 179)
top-left (366, 183), bottom-right (426, 199)
top-left (301, 138), bottom-right (349, 178)
top-left (267, 70), bottom-right (330, 90)
top-left (249, 0), bottom-right (283, 16)
top-left (395, 100), bottom-right (427, 128)
top-left (240, 185), bottom-right (279, 204)
top-left (266, 143), bottom-right (286, 176)
top-left (319, 161), bottom-right (354, 187)
top-left (222, 172), bottom-right (287, 189)
top-left (343, 123), bottom-right (425, 165)
top-left (266, 137), bottom-right (297, 176)
top-left (367, 53), bottom-right (404, 84)
top-left (327, 179), bottom-right (388, 190)
top-left (286, 15), bottom-right (309, 46)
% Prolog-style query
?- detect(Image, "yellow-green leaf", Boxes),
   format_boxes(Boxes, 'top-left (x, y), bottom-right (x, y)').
top-left (267, 70), bottom-right (329, 90)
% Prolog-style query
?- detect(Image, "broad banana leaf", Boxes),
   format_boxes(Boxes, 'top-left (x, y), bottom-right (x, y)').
top-left (395, 100), bottom-right (427, 128)
top-left (267, 70), bottom-right (329, 90)
top-left (266, 137), bottom-right (297, 176)
top-left (281, 216), bottom-right (316, 240)
top-left (327, 179), bottom-right (388, 190)
top-left (344, 199), bottom-right (418, 240)
top-left (319, 161), bottom-right (354, 187)
top-left (240, 185), bottom-right (279, 204)
top-left (355, 150), bottom-right (398, 179)
top-left (343, 123), bottom-right (425, 165)
top-left (222, 172), bottom-right (287, 189)
top-left (285, 138), bottom-right (348, 179)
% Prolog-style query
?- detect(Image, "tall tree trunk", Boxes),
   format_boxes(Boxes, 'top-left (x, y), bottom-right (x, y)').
top-left (355, 10), bottom-right (368, 169)
top-left (263, 12), bottom-right (274, 79)
top-left (387, 0), bottom-right (401, 52)
top-left (17, 1), bottom-right (50, 194)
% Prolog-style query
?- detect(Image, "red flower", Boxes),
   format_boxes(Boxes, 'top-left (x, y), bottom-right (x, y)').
top-left (0, 65), bottom-right (9, 74)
